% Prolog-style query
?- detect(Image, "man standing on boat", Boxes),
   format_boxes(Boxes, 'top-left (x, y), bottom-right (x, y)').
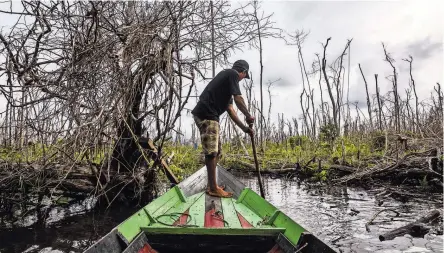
top-left (191, 60), bottom-right (255, 198)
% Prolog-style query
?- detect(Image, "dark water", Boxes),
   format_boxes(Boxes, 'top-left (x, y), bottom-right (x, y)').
top-left (0, 176), bottom-right (442, 253)
top-left (243, 176), bottom-right (443, 253)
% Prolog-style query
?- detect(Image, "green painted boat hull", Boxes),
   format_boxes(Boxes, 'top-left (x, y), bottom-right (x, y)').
top-left (84, 166), bottom-right (337, 253)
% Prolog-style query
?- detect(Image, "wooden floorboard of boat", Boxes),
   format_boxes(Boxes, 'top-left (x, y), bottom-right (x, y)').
top-left (204, 194), bottom-right (224, 228)
top-left (232, 201), bottom-right (263, 227)
top-left (178, 168), bottom-right (207, 197)
top-left (183, 176), bottom-right (206, 196)
top-left (188, 192), bottom-right (206, 227)
top-left (217, 166), bottom-right (245, 198)
top-left (83, 167), bottom-right (336, 253)
top-left (220, 198), bottom-right (242, 228)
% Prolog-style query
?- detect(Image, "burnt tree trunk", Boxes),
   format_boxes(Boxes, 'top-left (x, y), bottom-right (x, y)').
top-left (359, 64), bottom-right (373, 130)
top-left (334, 39), bottom-right (352, 135)
top-left (111, 73), bottom-right (149, 171)
top-left (300, 89), bottom-right (310, 137)
top-left (382, 43), bottom-right (400, 132)
top-left (407, 56), bottom-right (421, 134)
top-left (322, 38), bottom-right (337, 131)
top-left (435, 83), bottom-right (443, 120)
top-left (375, 74), bottom-right (383, 131)
top-left (253, 1), bottom-right (265, 150)
top-left (316, 54), bottom-right (326, 126)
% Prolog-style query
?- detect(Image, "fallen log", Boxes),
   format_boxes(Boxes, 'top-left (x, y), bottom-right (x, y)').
top-left (333, 148), bottom-right (439, 184)
top-left (228, 160), bottom-right (300, 173)
top-left (397, 168), bottom-right (442, 178)
top-left (378, 209), bottom-right (441, 241)
top-left (386, 187), bottom-right (443, 201)
top-left (329, 165), bottom-right (356, 173)
top-left (231, 164), bottom-right (299, 174)
top-left (232, 161), bottom-right (358, 178)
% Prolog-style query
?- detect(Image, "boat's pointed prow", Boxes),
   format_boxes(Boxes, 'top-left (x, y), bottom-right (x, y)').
top-left (84, 165), bottom-right (337, 253)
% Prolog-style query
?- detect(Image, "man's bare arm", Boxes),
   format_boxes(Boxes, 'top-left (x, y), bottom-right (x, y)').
top-left (233, 95), bottom-right (251, 118)
top-left (227, 104), bottom-right (247, 131)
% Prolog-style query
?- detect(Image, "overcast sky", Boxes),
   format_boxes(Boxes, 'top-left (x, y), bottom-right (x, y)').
top-left (183, 0), bottom-right (443, 139)
top-left (0, 1), bottom-right (442, 140)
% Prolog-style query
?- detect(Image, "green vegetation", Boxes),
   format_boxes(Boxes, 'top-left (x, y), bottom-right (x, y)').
top-left (162, 145), bottom-right (203, 181)
top-left (160, 132), bottom-right (389, 182)
top-left (0, 130), bottom-right (430, 184)
top-left (0, 143), bottom-right (57, 163)
top-left (0, 143), bottom-right (109, 165)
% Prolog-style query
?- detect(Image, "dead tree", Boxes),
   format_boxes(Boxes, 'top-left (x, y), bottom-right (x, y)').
top-left (382, 43), bottom-right (400, 132)
top-left (299, 90), bottom-right (310, 136)
top-left (332, 39), bottom-right (352, 134)
top-left (265, 79), bottom-right (280, 141)
top-left (403, 56), bottom-right (421, 135)
top-left (0, 1), bottom-right (277, 206)
top-left (345, 41), bottom-right (352, 130)
top-left (292, 117), bottom-right (299, 136)
top-left (358, 64), bottom-right (373, 130)
top-left (251, 1), bottom-right (282, 148)
top-left (434, 83), bottom-right (443, 120)
top-left (289, 30), bottom-right (316, 138)
top-left (252, 1), bottom-right (265, 148)
top-left (321, 38), bottom-right (337, 130)
top-left (375, 74), bottom-right (384, 131)
top-left (243, 78), bottom-right (254, 112)
top-left (321, 38), bottom-right (352, 135)
top-left (315, 53), bottom-right (326, 126)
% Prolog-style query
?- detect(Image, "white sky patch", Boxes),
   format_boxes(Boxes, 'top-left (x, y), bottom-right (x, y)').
top-left (179, 0), bottom-right (443, 140)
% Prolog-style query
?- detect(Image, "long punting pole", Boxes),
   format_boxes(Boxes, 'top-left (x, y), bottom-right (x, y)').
top-left (249, 123), bottom-right (265, 198)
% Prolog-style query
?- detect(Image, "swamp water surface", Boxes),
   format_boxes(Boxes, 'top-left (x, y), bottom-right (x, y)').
top-left (0, 176), bottom-right (442, 253)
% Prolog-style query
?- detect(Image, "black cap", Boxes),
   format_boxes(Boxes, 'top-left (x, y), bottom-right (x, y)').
top-left (232, 60), bottom-right (250, 79)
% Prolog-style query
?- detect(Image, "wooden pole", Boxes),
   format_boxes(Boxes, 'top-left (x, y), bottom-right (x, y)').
top-left (249, 123), bottom-right (265, 198)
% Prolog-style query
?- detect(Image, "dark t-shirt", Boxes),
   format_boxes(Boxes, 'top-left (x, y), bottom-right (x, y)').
top-left (191, 69), bottom-right (241, 121)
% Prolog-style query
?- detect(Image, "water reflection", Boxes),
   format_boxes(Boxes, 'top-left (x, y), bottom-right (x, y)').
top-left (0, 203), bottom-right (138, 253)
top-left (240, 175), bottom-right (443, 253)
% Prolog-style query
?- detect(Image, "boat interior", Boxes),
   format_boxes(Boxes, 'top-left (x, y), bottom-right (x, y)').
top-left (84, 166), bottom-right (336, 253)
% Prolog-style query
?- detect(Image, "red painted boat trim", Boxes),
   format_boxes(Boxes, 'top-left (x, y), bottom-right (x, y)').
top-left (173, 209), bottom-right (190, 226)
top-left (138, 243), bottom-right (158, 253)
top-left (204, 208), bottom-right (225, 228)
top-left (267, 244), bottom-right (284, 253)
top-left (236, 211), bottom-right (253, 228)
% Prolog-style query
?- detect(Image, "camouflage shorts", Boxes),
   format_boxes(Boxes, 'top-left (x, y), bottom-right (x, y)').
top-left (194, 116), bottom-right (222, 157)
